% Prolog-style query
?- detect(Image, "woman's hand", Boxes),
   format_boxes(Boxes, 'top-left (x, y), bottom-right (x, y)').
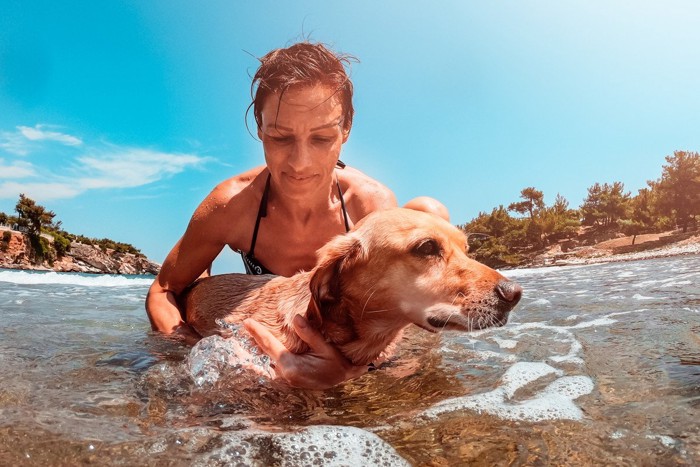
top-left (243, 315), bottom-right (368, 389)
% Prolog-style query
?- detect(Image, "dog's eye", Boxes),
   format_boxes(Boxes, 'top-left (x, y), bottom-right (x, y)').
top-left (413, 239), bottom-right (441, 257)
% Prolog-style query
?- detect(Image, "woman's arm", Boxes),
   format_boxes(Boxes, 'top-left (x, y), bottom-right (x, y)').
top-left (145, 230), bottom-right (226, 342)
top-left (146, 275), bottom-right (202, 345)
top-left (145, 176), bottom-right (255, 340)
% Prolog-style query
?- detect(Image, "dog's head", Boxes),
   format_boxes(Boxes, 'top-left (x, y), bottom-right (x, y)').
top-left (307, 208), bottom-right (522, 335)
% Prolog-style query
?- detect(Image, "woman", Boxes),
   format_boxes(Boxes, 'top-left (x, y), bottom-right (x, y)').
top-left (146, 42), bottom-right (447, 389)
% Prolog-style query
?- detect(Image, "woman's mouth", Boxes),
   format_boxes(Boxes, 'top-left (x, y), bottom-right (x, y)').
top-left (285, 173), bottom-right (316, 183)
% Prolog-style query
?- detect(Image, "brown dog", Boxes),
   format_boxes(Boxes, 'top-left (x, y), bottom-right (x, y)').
top-left (180, 208), bottom-right (522, 366)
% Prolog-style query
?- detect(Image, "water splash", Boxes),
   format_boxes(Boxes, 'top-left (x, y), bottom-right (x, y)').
top-left (187, 321), bottom-right (275, 386)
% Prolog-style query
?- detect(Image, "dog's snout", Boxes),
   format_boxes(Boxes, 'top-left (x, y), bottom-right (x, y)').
top-left (495, 280), bottom-right (522, 306)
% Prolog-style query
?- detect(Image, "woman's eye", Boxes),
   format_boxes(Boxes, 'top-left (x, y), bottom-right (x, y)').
top-left (412, 239), bottom-right (441, 257)
top-left (268, 135), bottom-right (293, 144)
top-left (274, 137), bottom-right (292, 144)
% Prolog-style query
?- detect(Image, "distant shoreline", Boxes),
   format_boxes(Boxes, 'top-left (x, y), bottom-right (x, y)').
top-left (0, 266), bottom-right (157, 278)
top-left (5, 224), bottom-right (699, 274)
top-left (0, 227), bottom-right (160, 275)
top-left (517, 234), bottom-right (700, 269)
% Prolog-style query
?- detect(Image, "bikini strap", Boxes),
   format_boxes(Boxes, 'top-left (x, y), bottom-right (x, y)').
top-left (248, 173), bottom-right (271, 257)
top-left (336, 176), bottom-right (351, 232)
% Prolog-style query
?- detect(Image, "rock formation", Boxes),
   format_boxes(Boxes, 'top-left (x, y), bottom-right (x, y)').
top-left (0, 230), bottom-right (160, 275)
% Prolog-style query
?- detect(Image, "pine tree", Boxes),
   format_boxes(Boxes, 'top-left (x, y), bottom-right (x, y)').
top-left (651, 150), bottom-right (700, 232)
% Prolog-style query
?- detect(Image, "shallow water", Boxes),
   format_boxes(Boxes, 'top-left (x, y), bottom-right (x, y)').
top-left (0, 255), bottom-right (699, 465)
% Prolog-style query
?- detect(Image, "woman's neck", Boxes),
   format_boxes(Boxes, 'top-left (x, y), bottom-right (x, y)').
top-left (268, 175), bottom-right (338, 225)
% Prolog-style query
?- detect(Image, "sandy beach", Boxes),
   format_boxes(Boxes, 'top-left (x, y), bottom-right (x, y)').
top-left (533, 232), bottom-right (700, 268)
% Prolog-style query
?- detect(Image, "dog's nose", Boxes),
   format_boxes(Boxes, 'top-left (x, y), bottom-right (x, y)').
top-left (495, 280), bottom-right (522, 305)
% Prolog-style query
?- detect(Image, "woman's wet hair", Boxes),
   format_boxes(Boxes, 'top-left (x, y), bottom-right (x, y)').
top-left (248, 42), bottom-right (357, 133)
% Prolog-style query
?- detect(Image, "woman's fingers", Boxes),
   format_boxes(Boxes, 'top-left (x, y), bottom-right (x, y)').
top-left (290, 315), bottom-right (334, 356)
top-left (242, 318), bottom-right (287, 361)
top-left (291, 314), bottom-right (369, 381)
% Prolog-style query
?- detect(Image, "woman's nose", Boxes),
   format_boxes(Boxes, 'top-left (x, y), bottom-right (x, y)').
top-left (287, 141), bottom-right (313, 172)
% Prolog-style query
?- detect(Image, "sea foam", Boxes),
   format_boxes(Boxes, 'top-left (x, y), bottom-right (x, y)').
top-left (421, 362), bottom-right (594, 422)
top-left (0, 269), bottom-right (153, 287)
top-left (156, 425), bottom-right (409, 466)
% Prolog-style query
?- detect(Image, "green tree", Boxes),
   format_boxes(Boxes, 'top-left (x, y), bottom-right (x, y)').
top-left (629, 188), bottom-right (657, 230)
top-left (602, 182), bottom-right (631, 226)
top-left (14, 194), bottom-right (59, 264)
top-left (15, 194), bottom-right (56, 237)
top-left (486, 205), bottom-right (514, 238)
top-left (508, 187), bottom-right (544, 219)
top-left (650, 150), bottom-right (700, 232)
top-left (541, 194), bottom-right (580, 243)
top-left (507, 188), bottom-right (547, 248)
top-left (581, 182), bottom-right (630, 228)
top-left (618, 219), bottom-right (646, 245)
top-left (460, 207), bottom-right (524, 267)
top-left (581, 183), bottom-right (604, 226)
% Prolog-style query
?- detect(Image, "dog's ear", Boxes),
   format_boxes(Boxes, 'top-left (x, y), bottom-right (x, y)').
top-left (308, 233), bottom-right (366, 311)
top-left (305, 297), bottom-right (323, 329)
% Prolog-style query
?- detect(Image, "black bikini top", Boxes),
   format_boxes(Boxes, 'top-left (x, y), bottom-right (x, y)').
top-left (239, 167), bottom-right (351, 275)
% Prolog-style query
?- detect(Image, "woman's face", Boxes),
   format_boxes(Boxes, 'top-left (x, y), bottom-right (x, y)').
top-left (258, 85), bottom-right (350, 200)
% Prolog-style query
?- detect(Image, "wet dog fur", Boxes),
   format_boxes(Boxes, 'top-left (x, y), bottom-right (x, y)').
top-left (180, 208), bottom-right (522, 366)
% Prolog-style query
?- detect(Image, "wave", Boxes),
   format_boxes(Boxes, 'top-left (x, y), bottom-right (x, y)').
top-left (0, 269), bottom-right (153, 287)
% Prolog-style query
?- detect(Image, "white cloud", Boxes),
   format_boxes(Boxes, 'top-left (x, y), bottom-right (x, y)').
top-left (18, 125), bottom-right (83, 146)
top-left (0, 181), bottom-right (82, 200)
top-left (0, 131), bottom-right (31, 156)
top-left (0, 124), bottom-right (210, 202)
top-left (0, 160), bottom-right (35, 178)
top-left (0, 125), bottom-right (83, 156)
top-left (76, 148), bottom-right (206, 189)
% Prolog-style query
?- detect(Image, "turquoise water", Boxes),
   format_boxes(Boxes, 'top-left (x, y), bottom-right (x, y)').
top-left (0, 256), bottom-right (699, 465)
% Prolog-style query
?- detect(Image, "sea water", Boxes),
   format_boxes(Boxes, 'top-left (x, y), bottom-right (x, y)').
top-left (0, 255), bottom-right (698, 465)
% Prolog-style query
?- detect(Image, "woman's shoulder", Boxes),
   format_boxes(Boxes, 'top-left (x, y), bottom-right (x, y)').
top-left (337, 165), bottom-right (398, 217)
top-left (198, 166), bottom-right (267, 212)
top-left (184, 166), bottom-right (269, 249)
top-left (211, 166), bottom-right (267, 199)
top-left (191, 167), bottom-right (267, 225)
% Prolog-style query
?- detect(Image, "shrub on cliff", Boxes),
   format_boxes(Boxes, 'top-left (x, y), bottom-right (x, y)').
top-left (52, 232), bottom-right (72, 258)
top-left (1, 231), bottom-right (11, 252)
top-left (28, 234), bottom-right (55, 265)
top-left (94, 238), bottom-right (140, 255)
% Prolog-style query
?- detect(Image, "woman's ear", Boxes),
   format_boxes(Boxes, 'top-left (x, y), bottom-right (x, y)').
top-left (309, 233), bottom-right (365, 306)
top-left (341, 125), bottom-right (351, 144)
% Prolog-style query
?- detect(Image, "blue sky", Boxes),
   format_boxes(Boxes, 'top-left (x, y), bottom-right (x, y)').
top-left (1, 1), bottom-right (699, 273)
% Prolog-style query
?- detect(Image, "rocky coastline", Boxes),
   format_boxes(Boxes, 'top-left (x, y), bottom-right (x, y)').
top-left (0, 229), bottom-right (160, 275)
